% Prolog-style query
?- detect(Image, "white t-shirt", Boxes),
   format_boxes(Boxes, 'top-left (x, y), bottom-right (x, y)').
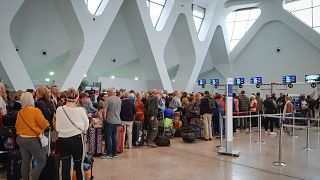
top-left (0, 96), bottom-right (7, 115)
top-left (56, 105), bottom-right (89, 138)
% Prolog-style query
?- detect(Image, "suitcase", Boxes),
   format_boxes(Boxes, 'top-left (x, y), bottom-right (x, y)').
top-left (38, 131), bottom-right (60, 180)
top-left (7, 151), bottom-right (22, 180)
top-left (155, 135), bottom-right (170, 147)
top-left (117, 125), bottom-right (125, 153)
top-left (132, 121), bottom-right (144, 146)
top-left (72, 154), bottom-right (94, 180)
top-left (88, 127), bottom-right (103, 156)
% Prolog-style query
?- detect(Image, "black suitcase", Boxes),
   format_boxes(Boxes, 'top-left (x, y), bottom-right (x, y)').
top-left (7, 151), bottom-right (22, 180)
top-left (155, 135), bottom-right (170, 147)
top-left (132, 121), bottom-right (144, 146)
top-left (182, 127), bottom-right (196, 143)
top-left (88, 127), bottom-right (103, 156)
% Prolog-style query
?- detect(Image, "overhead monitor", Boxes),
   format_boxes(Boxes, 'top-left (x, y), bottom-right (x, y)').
top-left (282, 75), bottom-right (296, 84)
top-left (250, 77), bottom-right (262, 84)
top-left (305, 74), bottom-right (320, 83)
top-left (197, 79), bottom-right (206, 85)
top-left (234, 78), bottom-right (244, 85)
top-left (210, 79), bottom-right (219, 85)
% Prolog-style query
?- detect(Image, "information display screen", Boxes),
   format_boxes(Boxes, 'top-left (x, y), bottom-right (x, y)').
top-left (305, 74), bottom-right (320, 83)
top-left (198, 79), bottom-right (206, 85)
top-left (210, 79), bottom-right (219, 85)
top-left (250, 77), bottom-right (262, 84)
top-left (234, 78), bottom-right (244, 85)
top-left (282, 75), bottom-right (296, 83)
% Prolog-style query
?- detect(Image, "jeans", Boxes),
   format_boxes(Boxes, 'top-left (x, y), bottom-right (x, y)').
top-left (146, 115), bottom-right (158, 143)
top-left (16, 136), bottom-right (46, 180)
top-left (122, 121), bottom-right (133, 149)
top-left (58, 134), bottom-right (84, 180)
top-left (105, 123), bottom-right (118, 156)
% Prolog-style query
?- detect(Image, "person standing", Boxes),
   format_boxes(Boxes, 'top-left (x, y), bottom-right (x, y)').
top-left (50, 85), bottom-right (59, 109)
top-left (120, 91), bottom-right (136, 149)
top-left (264, 94), bottom-right (278, 135)
top-left (200, 91), bottom-right (214, 140)
top-left (16, 92), bottom-right (49, 180)
top-left (283, 96), bottom-right (294, 135)
top-left (144, 89), bottom-right (159, 148)
top-left (0, 83), bottom-right (7, 116)
top-left (135, 93), bottom-right (145, 128)
top-left (56, 88), bottom-right (89, 180)
top-left (101, 88), bottom-right (122, 159)
top-left (238, 90), bottom-right (250, 131)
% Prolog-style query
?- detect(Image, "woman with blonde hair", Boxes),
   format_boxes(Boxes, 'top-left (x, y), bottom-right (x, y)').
top-left (56, 87), bottom-right (89, 180)
top-left (16, 92), bottom-right (49, 180)
top-left (35, 86), bottom-right (55, 127)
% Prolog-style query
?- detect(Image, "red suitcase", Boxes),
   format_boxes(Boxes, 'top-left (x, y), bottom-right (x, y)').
top-left (117, 125), bottom-right (125, 154)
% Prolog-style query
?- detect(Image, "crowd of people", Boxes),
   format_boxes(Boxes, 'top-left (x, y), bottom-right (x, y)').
top-left (1, 82), bottom-right (320, 179)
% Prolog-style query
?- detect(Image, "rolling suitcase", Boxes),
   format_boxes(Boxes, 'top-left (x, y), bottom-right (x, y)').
top-left (88, 127), bottom-right (103, 156)
top-left (7, 151), bottom-right (22, 180)
top-left (38, 131), bottom-right (60, 180)
top-left (132, 121), bottom-right (144, 146)
top-left (117, 125), bottom-right (125, 153)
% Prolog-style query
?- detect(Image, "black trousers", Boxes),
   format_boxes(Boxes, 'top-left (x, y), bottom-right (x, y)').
top-left (264, 117), bottom-right (275, 132)
top-left (58, 134), bottom-right (84, 180)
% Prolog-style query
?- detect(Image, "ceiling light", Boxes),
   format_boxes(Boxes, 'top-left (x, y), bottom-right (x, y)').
top-left (111, 75), bottom-right (115, 79)
top-left (134, 77), bottom-right (139, 81)
top-left (84, 74), bottom-right (87, 77)
top-left (49, 72), bottom-right (54, 76)
top-left (45, 78), bottom-right (50, 82)
top-left (172, 79), bottom-right (175, 82)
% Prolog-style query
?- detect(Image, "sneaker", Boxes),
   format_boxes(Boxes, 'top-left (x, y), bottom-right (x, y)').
top-left (113, 155), bottom-right (117, 158)
top-left (245, 129), bottom-right (249, 133)
top-left (270, 132), bottom-right (277, 135)
top-left (100, 155), bottom-right (113, 159)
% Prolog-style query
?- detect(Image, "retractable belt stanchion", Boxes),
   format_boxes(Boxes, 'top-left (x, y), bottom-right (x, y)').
top-left (216, 113), bottom-right (224, 149)
top-left (218, 78), bottom-right (240, 157)
top-left (255, 113), bottom-right (265, 144)
top-left (303, 117), bottom-right (314, 151)
top-left (292, 113), bottom-right (298, 138)
top-left (249, 111), bottom-right (252, 135)
top-left (272, 115), bottom-right (288, 167)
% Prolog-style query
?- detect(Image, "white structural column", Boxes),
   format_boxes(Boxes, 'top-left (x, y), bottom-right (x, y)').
top-left (61, 0), bottom-right (124, 90)
top-left (0, 0), bottom-right (34, 90)
top-left (135, 0), bottom-right (175, 92)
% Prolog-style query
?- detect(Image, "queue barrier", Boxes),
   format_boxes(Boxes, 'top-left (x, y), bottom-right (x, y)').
top-left (217, 111), bottom-right (320, 167)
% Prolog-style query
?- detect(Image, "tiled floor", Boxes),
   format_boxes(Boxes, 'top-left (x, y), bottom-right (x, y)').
top-left (1, 128), bottom-right (319, 180)
top-left (93, 128), bottom-right (320, 180)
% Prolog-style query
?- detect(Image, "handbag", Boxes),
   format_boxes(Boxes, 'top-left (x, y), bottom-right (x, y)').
top-left (62, 106), bottom-right (86, 135)
top-left (18, 112), bottom-right (49, 147)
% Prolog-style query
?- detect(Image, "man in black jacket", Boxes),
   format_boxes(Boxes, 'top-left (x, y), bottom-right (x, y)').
top-left (264, 94), bottom-right (278, 135)
top-left (120, 91), bottom-right (136, 149)
top-left (200, 91), bottom-right (214, 140)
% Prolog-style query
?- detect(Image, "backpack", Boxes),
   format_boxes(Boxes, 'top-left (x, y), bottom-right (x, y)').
top-left (214, 100), bottom-right (224, 117)
top-left (200, 97), bottom-right (215, 115)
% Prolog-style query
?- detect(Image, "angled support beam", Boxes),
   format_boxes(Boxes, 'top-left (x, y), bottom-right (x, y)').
top-left (0, 0), bottom-right (34, 90)
top-left (61, 0), bottom-right (124, 90)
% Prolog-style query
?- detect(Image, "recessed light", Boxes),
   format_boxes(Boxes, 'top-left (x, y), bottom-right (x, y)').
top-left (134, 77), bottom-right (139, 81)
top-left (45, 78), bottom-right (50, 82)
top-left (111, 75), bottom-right (115, 79)
top-left (84, 74), bottom-right (87, 77)
top-left (49, 72), bottom-right (54, 76)
top-left (172, 79), bottom-right (175, 82)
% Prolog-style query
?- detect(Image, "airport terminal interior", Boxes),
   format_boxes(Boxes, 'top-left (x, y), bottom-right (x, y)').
top-left (1, 0), bottom-right (320, 179)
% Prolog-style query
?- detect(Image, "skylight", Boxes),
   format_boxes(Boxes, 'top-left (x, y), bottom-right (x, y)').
top-left (226, 8), bottom-right (261, 50)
